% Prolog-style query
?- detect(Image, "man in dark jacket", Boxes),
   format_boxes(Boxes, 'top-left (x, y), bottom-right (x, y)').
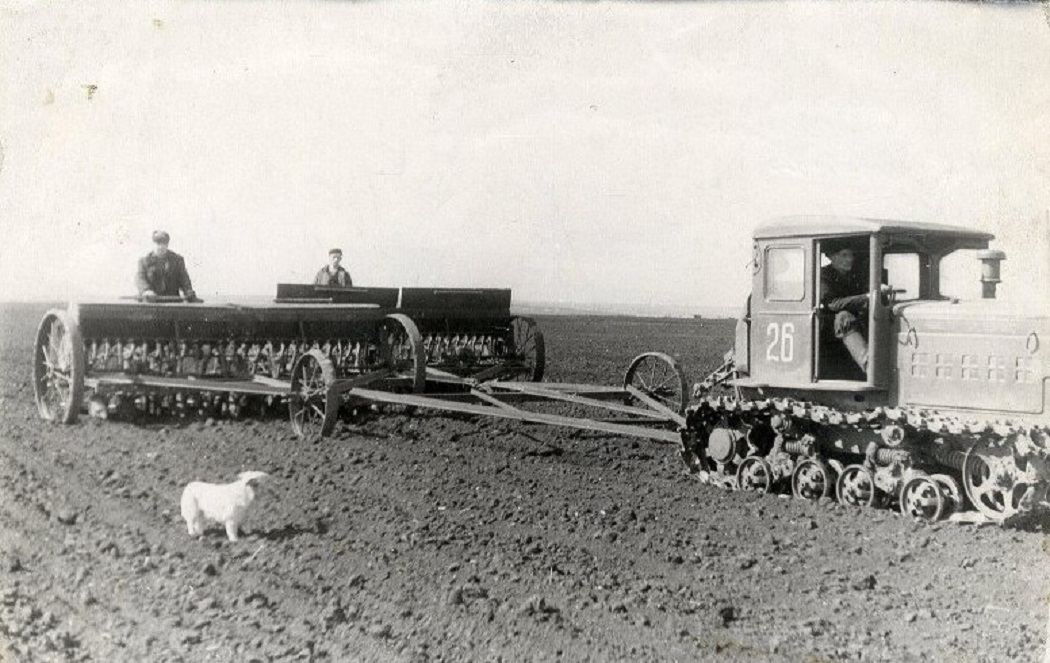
top-left (135, 230), bottom-right (198, 302)
top-left (820, 247), bottom-right (869, 372)
top-left (314, 248), bottom-right (353, 287)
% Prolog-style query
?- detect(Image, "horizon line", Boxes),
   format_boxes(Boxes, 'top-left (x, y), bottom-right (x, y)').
top-left (0, 297), bottom-right (737, 319)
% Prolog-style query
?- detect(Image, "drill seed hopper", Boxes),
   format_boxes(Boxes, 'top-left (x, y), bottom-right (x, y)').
top-left (32, 298), bottom-right (416, 424)
top-left (32, 285), bottom-right (547, 429)
top-left (275, 284), bottom-right (545, 383)
top-left (34, 285), bottom-right (692, 449)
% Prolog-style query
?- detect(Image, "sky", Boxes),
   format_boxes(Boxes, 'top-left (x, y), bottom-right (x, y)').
top-left (1, 1), bottom-right (1049, 314)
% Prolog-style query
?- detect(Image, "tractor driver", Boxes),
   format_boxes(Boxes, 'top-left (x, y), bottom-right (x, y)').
top-left (820, 246), bottom-right (871, 373)
top-left (135, 230), bottom-right (198, 302)
top-left (314, 248), bottom-right (353, 287)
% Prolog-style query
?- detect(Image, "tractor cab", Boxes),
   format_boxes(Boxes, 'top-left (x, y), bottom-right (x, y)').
top-left (731, 216), bottom-right (992, 399)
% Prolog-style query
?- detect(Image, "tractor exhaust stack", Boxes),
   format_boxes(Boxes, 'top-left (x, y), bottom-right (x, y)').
top-left (976, 249), bottom-right (1006, 299)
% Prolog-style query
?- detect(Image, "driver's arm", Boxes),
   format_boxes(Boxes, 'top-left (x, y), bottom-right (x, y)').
top-left (820, 276), bottom-right (869, 313)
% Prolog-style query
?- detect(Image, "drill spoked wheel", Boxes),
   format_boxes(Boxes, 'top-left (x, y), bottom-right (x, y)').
top-left (623, 352), bottom-right (689, 416)
top-left (34, 309), bottom-right (85, 424)
top-left (289, 349), bottom-right (336, 439)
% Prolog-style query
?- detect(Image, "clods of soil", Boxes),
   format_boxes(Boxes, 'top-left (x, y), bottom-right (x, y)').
top-left (1, 305), bottom-right (1048, 661)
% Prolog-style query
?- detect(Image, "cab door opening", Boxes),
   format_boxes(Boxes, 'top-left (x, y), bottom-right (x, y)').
top-left (815, 237), bottom-right (871, 382)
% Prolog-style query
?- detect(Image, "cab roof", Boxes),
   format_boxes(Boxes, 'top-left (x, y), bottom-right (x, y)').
top-left (754, 215), bottom-right (995, 244)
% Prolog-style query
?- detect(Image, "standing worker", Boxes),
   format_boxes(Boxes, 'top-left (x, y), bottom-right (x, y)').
top-left (314, 248), bottom-right (353, 287)
top-left (135, 230), bottom-right (198, 302)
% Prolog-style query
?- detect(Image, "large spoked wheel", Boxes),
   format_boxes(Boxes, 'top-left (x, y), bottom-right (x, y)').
top-left (836, 465), bottom-right (877, 507)
top-left (792, 459), bottom-right (835, 501)
top-left (33, 309), bottom-right (85, 424)
top-left (623, 352), bottom-right (689, 416)
top-left (899, 475), bottom-right (946, 522)
top-left (505, 316), bottom-right (545, 382)
top-left (962, 442), bottom-right (1027, 521)
top-left (380, 314), bottom-right (425, 394)
top-left (737, 456), bottom-right (773, 493)
top-left (289, 350), bottom-right (336, 439)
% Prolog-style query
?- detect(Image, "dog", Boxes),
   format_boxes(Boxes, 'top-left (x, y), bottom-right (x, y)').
top-left (87, 396), bottom-right (108, 421)
top-left (180, 471), bottom-right (269, 541)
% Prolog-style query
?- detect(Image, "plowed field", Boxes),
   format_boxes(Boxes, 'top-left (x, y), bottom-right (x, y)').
top-left (1, 304), bottom-right (1047, 662)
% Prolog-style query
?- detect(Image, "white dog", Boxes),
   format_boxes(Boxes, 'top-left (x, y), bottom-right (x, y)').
top-left (180, 471), bottom-right (269, 541)
top-left (87, 395), bottom-right (108, 421)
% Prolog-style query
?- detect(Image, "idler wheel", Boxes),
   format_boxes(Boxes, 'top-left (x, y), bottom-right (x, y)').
top-left (34, 309), bottom-right (85, 424)
top-left (962, 442), bottom-right (1027, 522)
top-left (706, 425), bottom-right (744, 465)
top-left (791, 459), bottom-right (835, 501)
top-left (899, 475), bottom-right (945, 522)
top-left (737, 456), bottom-right (773, 493)
top-left (623, 352), bottom-right (689, 416)
top-left (289, 349), bottom-right (337, 439)
top-left (836, 465), bottom-right (877, 507)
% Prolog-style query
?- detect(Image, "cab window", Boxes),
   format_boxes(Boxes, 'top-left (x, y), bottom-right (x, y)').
top-left (883, 253), bottom-right (920, 300)
top-left (764, 246), bottom-right (805, 301)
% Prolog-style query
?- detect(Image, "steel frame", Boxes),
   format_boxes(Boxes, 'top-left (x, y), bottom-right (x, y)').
top-left (81, 353), bottom-right (685, 445)
top-left (318, 366), bottom-right (685, 444)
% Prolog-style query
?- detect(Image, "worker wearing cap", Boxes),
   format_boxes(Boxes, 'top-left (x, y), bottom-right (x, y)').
top-left (314, 248), bottom-right (353, 287)
top-left (820, 246), bottom-right (870, 372)
top-left (135, 230), bottom-right (198, 302)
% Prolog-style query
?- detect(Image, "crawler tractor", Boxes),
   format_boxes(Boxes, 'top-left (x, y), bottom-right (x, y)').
top-left (685, 216), bottom-right (1050, 524)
